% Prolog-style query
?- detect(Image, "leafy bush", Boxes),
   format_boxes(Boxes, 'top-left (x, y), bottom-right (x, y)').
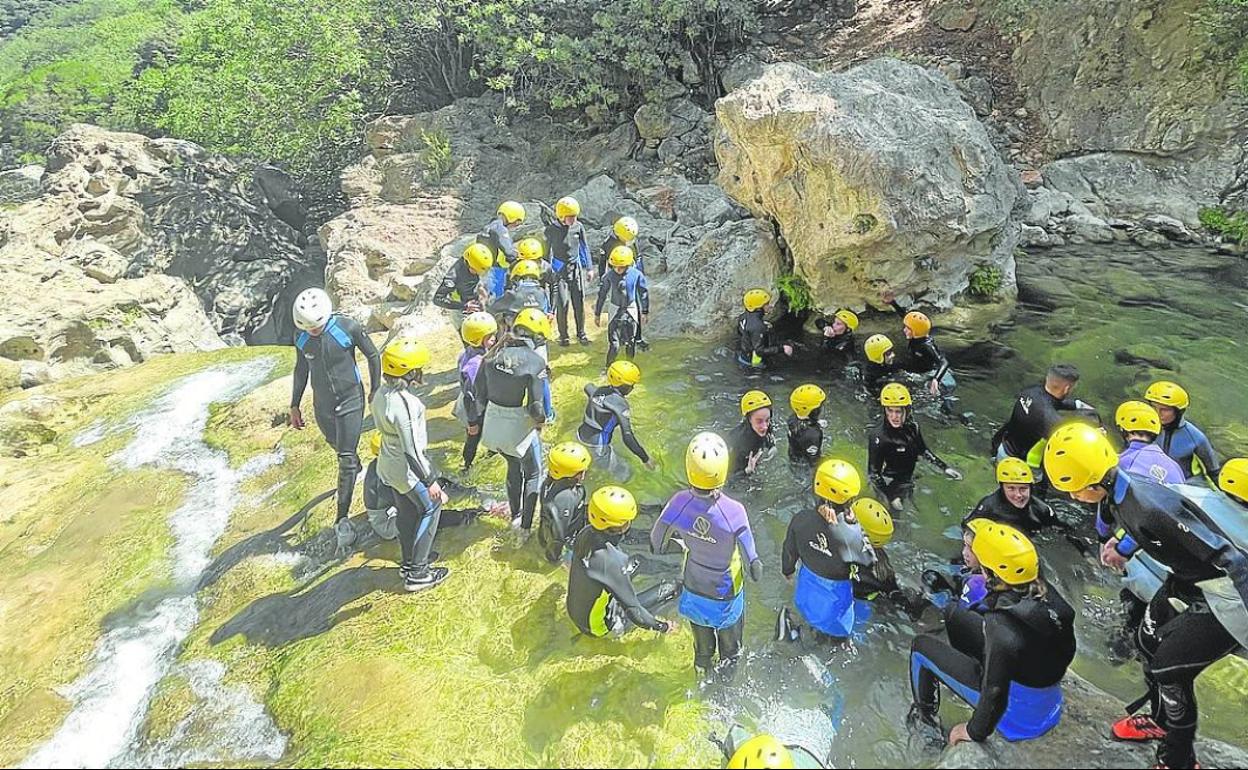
top-left (418, 128), bottom-right (453, 183)
top-left (1199, 206), bottom-right (1248, 243)
top-left (776, 272), bottom-right (814, 313)
top-left (968, 264), bottom-right (1003, 298)
top-left (1195, 0), bottom-right (1248, 90)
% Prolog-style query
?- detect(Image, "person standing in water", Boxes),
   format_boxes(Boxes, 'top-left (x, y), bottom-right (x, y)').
top-left (787, 384), bottom-right (827, 464)
top-left (737, 289), bottom-right (793, 370)
top-left (538, 441), bottom-right (592, 564)
top-left (898, 310), bottom-right (957, 413)
top-left (961, 458), bottom-right (1058, 533)
top-left (728, 390), bottom-right (777, 477)
top-left (594, 245), bottom-right (649, 368)
top-left (862, 334), bottom-right (901, 401)
top-left (1144, 381), bottom-right (1221, 480)
top-left (651, 432), bottom-right (762, 676)
top-left (868, 383), bottom-right (962, 512)
top-left (577, 360), bottom-right (657, 479)
top-left (813, 309), bottom-right (858, 370)
top-left (991, 363), bottom-right (1096, 468)
top-left (372, 337), bottom-right (450, 592)
top-left (289, 288), bottom-right (381, 552)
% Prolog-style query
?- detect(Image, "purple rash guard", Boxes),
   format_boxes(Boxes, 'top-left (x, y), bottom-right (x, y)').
top-left (650, 489), bottom-right (759, 600)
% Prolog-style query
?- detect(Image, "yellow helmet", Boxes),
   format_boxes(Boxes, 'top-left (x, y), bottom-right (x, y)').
top-left (510, 259), bottom-right (542, 281)
top-left (727, 735), bottom-right (794, 769)
top-left (740, 390), bottom-right (773, 416)
top-left (864, 334), bottom-right (894, 364)
top-left (607, 360), bottom-right (641, 388)
top-left (608, 245), bottom-right (636, 268)
top-left (1145, 380), bottom-right (1190, 410)
top-left (834, 309), bottom-right (860, 331)
top-left (369, 431), bottom-right (381, 457)
top-left (460, 311), bottom-right (498, 347)
top-left (743, 289), bottom-right (771, 312)
top-left (555, 196), bottom-right (581, 219)
top-left (1044, 422), bottom-right (1118, 492)
top-left (852, 497), bottom-right (894, 547)
top-left (967, 518), bottom-right (1039, 585)
top-left (996, 457), bottom-right (1035, 485)
top-left (790, 384), bottom-right (826, 419)
top-left (903, 311), bottom-right (932, 337)
top-left (588, 485), bottom-right (637, 530)
top-left (464, 242), bottom-right (494, 275)
top-left (516, 237), bottom-right (544, 261)
top-left (1115, 400), bottom-right (1162, 436)
top-left (497, 200), bottom-right (526, 224)
top-left (548, 442), bottom-right (592, 480)
top-left (513, 308), bottom-right (552, 339)
top-left (1219, 458), bottom-right (1248, 504)
top-left (814, 458), bottom-right (862, 504)
top-left (613, 216), bottom-right (639, 242)
top-left (879, 382), bottom-right (912, 408)
top-left (381, 337), bottom-right (430, 377)
top-left (686, 432), bottom-right (730, 490)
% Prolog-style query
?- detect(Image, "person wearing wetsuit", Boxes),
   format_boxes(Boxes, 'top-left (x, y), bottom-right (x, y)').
top-left (1145, 380), bottom-right (1221, 480)
top-left (476, 309), bottom-right (550, 534)
top-left (538, 442), bottom-right (591, 564)
top-left (813, 309), bottom-right (858, 370)
top-left (372, 337), bottom-right (450, 592)
top-left (651, 432), bottom-right (762, 674)
top-left (577, 360), bottom-right (655, 480)
top-left (868, 383), bottom-right (962, 511)
top-left (909, 519), bottom-right (1076, 745)
top-left (961, 457), bottom-right (1058, 533)
top-left (737, 289), bottom-right (793, 370)
top-left (490, 259), bottom-right (555, 420)
top-left (862, 334), bottom-right (902, 400)
top-left (289, 288), bottom-right (381, 551)
top-left (782, 459), bottom-right (874, 638)
top-left (1222, 459), bottom-right (1248, 509)
top-left (453, 312), bottom-right (498, 472)
top-left (598, 217), bottom-right (649, 350)
top-left (594, 245), bottom-right (650, 368)
top-left (1044, 423), bottom-right (1248, 769)
top-left (568, 486), bottom-right (677, 637)
top-left (897, 309), bottom-right (957, 413)
top-left (545, 196), bottom-right (593, 347)
top-left (728, 390), bottom-right (776, 476)
top-left (787, 384), bottom-right (826, 464)
top-left (433, 242), bottom-right (494, 342)
top-left (478, 201), bottom-right (526, 299)
top-left (721, 731), bottom-right (826, 770)
top-left (991, 363), bottom-right (1096, 466)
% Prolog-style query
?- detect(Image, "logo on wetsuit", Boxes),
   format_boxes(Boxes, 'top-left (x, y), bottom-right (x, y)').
top-left (1148, 464), bottom-right (1169, 483)
top-left (808, 532), bottom-right (834, 558)
top-left (688, 516), bottom-right (718, 544)
top-left (1020, 396), bottom-right (1033, 415)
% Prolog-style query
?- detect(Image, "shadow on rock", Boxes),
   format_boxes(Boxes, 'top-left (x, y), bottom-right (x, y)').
top-left (198, 489), bottom-right (335, 592)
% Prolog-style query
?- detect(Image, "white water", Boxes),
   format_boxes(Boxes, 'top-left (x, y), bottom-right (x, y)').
top-left (24, 358), bottom-right (287, 769)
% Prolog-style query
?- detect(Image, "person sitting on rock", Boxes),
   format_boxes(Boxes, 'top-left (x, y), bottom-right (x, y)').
top-left (737, 289), bottom-right (793, 370)
top-left (868, 383), bottom-right (962, 512)
top-left (594, 245), bottom-right (649, 369)
top-left (1144, 380), bottom-right (1221, 480)
top-left (813, 309), bottom-right (858, 370)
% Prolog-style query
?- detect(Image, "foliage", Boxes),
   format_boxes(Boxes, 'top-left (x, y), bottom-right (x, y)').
top-left (0, 0), bottom-right (80, 39)
top-left (967, 264), bottom-right (1004, 298)
top-left (776, 272), bottom-right (815, 313)
top-left (1194, 0), bottom-right (1248, 90)
top-left (417, 128), bottom-right (453, 183)
top-left (1199, 205), bottom-right (1248, 242)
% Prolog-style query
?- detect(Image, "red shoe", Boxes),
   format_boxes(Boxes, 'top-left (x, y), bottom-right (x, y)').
top-left (1112, 714), bottom-right (1166, 742)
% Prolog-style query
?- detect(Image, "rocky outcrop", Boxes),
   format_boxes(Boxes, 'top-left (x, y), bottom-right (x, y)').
top-left (714, 58), bottom-right (1020, 314)
top-left (1013, 0), bottom-right (1248, 224)
top-left (0, 125), bottom-right (315, 356)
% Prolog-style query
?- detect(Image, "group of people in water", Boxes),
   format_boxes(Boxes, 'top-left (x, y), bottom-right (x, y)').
top-left (286, 197), bottom-right (1247, 770)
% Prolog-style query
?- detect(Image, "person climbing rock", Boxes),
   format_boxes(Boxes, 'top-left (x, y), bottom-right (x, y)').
top-left (862, 334), bottom-right (901, 400)
top-left (991, 363), bottom-right (1096, 468)
top-left (537, 441), bottom-right (591, 564)
top-left (567, 486), bottom-right (677, 637)
top-left (781, 459), bottom-right (874, 640)
top-left (1044, 422), bottom-right (1248, 769)
top-left (813, 309), bottom-right (858, 370)
top-left (371, 337), bottom-right (450, 592)
top-left (897, 309), bottom-right (957, 413)
top-left (594, 245), bottom-right (649, 368)
top-left (909, 520), bottom-right (1076, 746)
top-left (1145, 380), bottom-right (1221, 480)
top-left (961, 458), bottom-right (1058, 533)
top-left (651, 432), bottom-right (762, 676)
top-left (737, 289), bottom-right (793, 370)
top-left (868, 383), bottom-right (962, 511)
top-left (728, 390), bottom-right (777, 476)
top-left (432, 242), bottom-right (495, 338)
top-left (453, 312), bottom-right (498, 473)
top-left (786, 384), bottom-right (826, 464)
top-left (545, 195), bottom-right (593, 346)
top-left (478, 200), bottom-right (526, 299)
top-left (576, 360), bottom-right (656, 480)
top-left (289, 288), bottom-right (381, 553)
top-left (476, 308), bottom-right (551, 536)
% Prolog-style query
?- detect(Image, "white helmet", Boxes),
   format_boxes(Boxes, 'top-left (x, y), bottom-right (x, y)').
top-left (293, 288), bottom-right (333, 331)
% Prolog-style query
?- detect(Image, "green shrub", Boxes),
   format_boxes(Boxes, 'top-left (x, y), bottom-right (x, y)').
top-left (968, 264), bottom-right (1004, 298)
top-left (418, 128), bottom-right (453, 183)
top-left (1195, 0), bottom-right (1248, 90)
top-left (1199, 206), bottom-right (1248, 242)
top-left (776, 272), bottom-right (814, 313)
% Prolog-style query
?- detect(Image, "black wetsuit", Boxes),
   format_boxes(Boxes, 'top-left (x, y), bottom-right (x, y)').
top-left (488, 278), bottom-right (550, 327)
top-left (1098, 471), bottom-right (1248, 767)
top-left (475, 337), bottom-right (548, 529)
top-left (567, 526), bottom-right (675, 637)
top-left (992, 384), bottom-right (1095, 460)
top-left (577, 384), bottom-right (651, 463)
top-left (905, 336), bottom-right (950, 383)
top-left (292, 315), bottom-right (380, 522)
top-left (962, 489), bottom-right (1058, 533)
top-left (537, 477), bottom-right (587, 563)
top-left (736, 310), bottom-right (783, 369)
top-left (432, 259), bottom-right (483, 312)
top-left (911, 586), bottom-right (1077, 742)
top-left (816, 325), bottom-right (855, 367)
top-left (597, 233), bottom-right (646, 275)
top-left (781, 508), bottom-right (872, 582)
top-left (594, 267), bottom-right (649, 366)
top-left (546, 220), bottom-right (591, 342)
top-left (868, 418), bottom-right (949, 504)
top-left (787, 414), bottom-right (823, 464)
top-left (727, 419), bottom-right (775, 475)
top-left (863, 360), bottom-right (902, 400)
top-left (854, 546), bottom-right (901, 600)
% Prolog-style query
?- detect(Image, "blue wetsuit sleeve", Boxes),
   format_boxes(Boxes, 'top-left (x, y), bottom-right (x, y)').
top-left (1195, 431), bottom-right (1221, 478)
top-left (291, 349), bottom-right (310, 408)
top-left (578, 237), bottom-right (591, 269)
top-left (636, 272), bottom-right (650, 315)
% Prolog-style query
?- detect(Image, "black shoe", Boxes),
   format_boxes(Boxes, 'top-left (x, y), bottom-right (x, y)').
top-left (577, 335), bottom-right (590, 346)
top-left (636, 338), bottom-right (650, 351)
top-left (906, 703), bottom-right (946, 749)
top-left (404, 565), bottom-right (450, 593)
top-left (559, 338), bottom-right (571, 348)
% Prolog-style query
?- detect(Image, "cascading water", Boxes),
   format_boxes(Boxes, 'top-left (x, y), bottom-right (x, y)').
top-left (23, 358), bottom-right (288, 769)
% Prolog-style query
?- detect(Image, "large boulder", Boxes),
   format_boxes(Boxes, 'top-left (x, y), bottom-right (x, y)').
top-left (714, 59), bottom-right (1020, 312)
